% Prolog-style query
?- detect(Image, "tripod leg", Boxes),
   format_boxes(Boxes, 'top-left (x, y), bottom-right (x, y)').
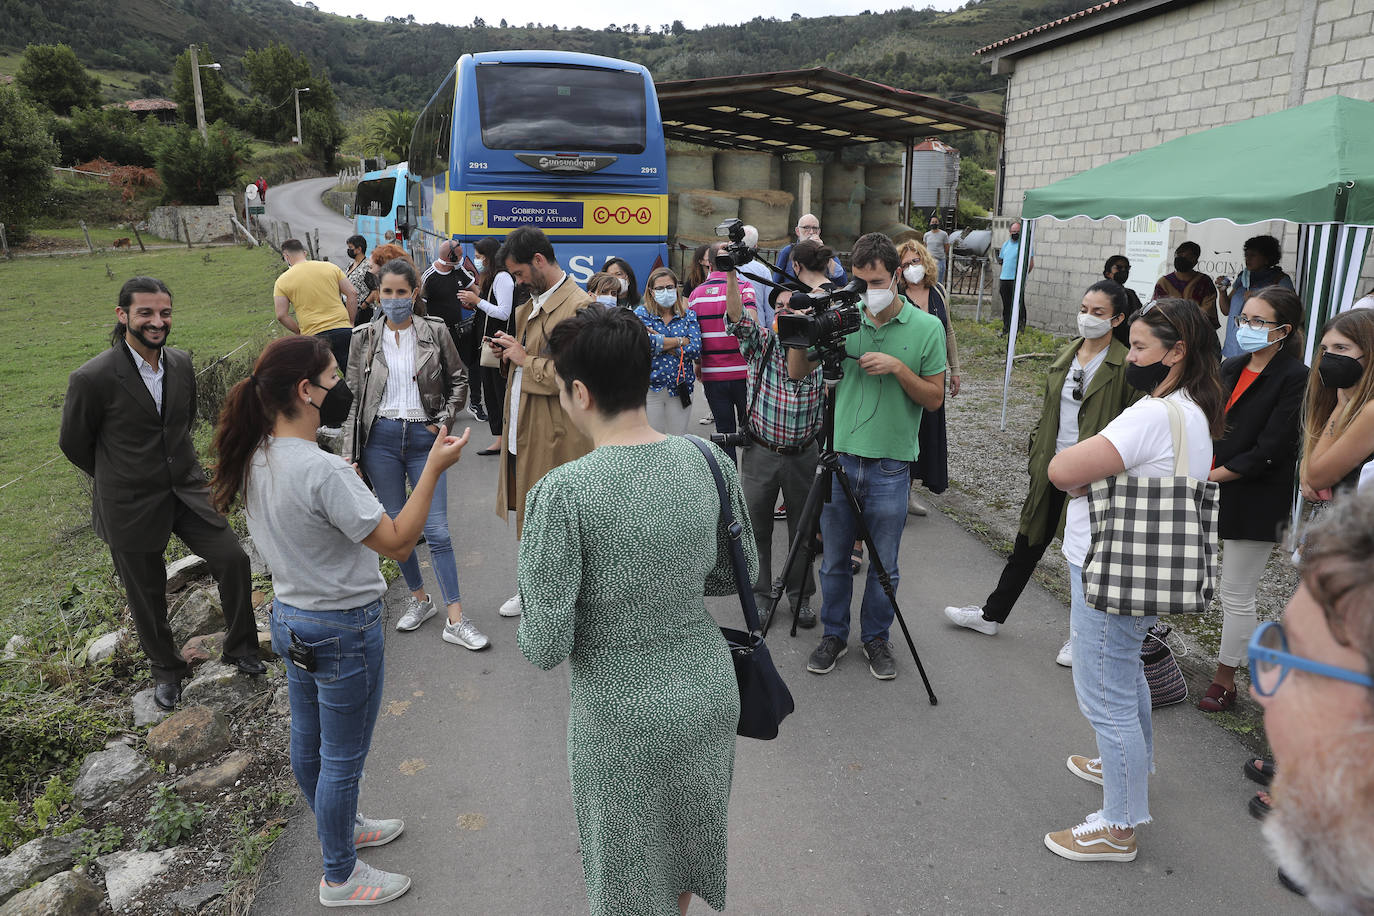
top-left (762, 462), bottom-right (830, 639)
top-left (830, 466), bottom-right (939, 706)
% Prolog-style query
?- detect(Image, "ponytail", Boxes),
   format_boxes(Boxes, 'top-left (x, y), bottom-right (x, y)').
top-left (212, 335), bottom-right (332, 513)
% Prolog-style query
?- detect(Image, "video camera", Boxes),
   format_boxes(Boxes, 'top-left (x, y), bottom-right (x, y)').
top-left (775, 278), bottom-right (867, 351)
top-left (713, 218), bottom-right (759, 271)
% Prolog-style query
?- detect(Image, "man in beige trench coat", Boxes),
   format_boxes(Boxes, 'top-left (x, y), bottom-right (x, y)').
top-left (489, 227), bottom-right (594, 618)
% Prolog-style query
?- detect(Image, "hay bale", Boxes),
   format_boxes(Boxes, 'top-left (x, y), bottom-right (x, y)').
top-left (713, 151), bottom-right (774, 191)
top-left (821, 200), bottom-right (862, 251)
top-left (864, 163), bottom-right (906, 202)
top-left (823, 162), bottom-right (866, 205)
top-left (861, 200), bottom-right (902, 234)
top-left (674, 190), bottom-right (740, 238)
top-left (667, 150), bottom-right (715, 193)
top-left (738, 189), bottom-right (795, 242)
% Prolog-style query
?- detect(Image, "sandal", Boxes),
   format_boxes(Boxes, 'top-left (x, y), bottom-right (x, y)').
top-left (1248, 790), bottom-right (1272, 821)
top-left (1244, 757), bottom-right (1275, 787)
top-left (1198, 682), bottom-right (1237, 712)
top-left (850, 544), bottom-right (863, 575)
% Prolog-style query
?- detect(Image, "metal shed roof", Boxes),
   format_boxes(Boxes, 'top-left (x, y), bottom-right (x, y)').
top-left (653, 67), bottom-right (1004, 153)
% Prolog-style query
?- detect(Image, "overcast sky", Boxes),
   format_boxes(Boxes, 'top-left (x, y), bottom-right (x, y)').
top-left (304, 0), bottom-right (965, 31)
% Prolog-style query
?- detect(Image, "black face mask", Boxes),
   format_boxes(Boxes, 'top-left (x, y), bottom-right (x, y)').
top-left (1318, 353), bottom-right (1365, 390)
top-left (1126, 359), bottom-right (1171, 394)
top-left (346, 248), bottom-right (357, 260)
top-left (1110, 268), bottom-right (1130, 283)
top-left (1009, 232), bottom-right (1020, 241)
top-left (1174, 256), bottom-right (1197, 273)
top-left (310, 378), bottom-right (354, 428)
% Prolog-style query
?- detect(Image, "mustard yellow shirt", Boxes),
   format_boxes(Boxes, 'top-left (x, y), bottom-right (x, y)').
top-left (272, 261), bottom-right (350, 336)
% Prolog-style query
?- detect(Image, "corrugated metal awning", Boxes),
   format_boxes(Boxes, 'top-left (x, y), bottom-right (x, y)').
top-left (654, 67), bottom-right (1004, 153)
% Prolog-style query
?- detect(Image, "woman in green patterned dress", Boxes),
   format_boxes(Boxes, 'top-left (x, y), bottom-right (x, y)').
top-left (517, 306), bottom-right (757, 916)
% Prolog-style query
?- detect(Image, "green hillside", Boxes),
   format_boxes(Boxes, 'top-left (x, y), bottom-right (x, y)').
top-left (0, 0), bottom-right (1086, 113)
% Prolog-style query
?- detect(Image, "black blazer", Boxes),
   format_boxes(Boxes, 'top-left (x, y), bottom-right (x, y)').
top-left (59, 344), bottom-right (226, 552)
top-left (1214, 350), bottom-right (1308, 541)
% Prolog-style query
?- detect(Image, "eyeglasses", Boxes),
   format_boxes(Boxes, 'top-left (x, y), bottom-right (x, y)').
top-left (1139, 298), bottom-right (1182, 337)
top-left (796, 225), bottom-right (820, 235)
top-left (651, 285), bottom-right (677, 293)
top-left (1235, 314), bottom-right (1282, 330)
top-left (1070, 368), bottom-right (1085, 401)
top-left (1247, 621), bottom-right (1374, 697)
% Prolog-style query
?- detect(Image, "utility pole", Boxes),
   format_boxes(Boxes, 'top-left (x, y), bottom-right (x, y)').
top-left (293, 86), bottom-right (310, 144)
top-left (190, 44), bottom-right (207, 140)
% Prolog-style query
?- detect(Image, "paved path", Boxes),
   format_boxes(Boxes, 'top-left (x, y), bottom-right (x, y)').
top-left (251, 407), bottom-right (1302, 915)
top-left (264, 176), bottom-right (353, 264)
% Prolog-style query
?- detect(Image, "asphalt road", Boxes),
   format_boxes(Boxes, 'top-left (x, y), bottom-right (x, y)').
top-left (263, 176), bottom-right (354, 265)
top-left (249, 401), bottom-right (1304, 915)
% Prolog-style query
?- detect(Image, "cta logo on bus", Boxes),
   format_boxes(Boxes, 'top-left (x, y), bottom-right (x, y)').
top-left (515, 154), bottom-right (617, 174)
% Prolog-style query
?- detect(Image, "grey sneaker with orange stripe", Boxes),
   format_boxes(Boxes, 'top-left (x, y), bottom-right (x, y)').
top-left (319, 859), bottom-right (411, 907)
top-left (354, 813), bottom-right (404, 849)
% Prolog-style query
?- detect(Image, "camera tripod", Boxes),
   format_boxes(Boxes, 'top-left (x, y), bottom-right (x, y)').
top-left (760, 343), bottom-right (938, 705)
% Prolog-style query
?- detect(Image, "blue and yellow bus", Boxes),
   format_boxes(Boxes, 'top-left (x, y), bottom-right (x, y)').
top-left (352, 162), bottom-right (416, 258)
top-left (407, 50), bottom-right (668, 286)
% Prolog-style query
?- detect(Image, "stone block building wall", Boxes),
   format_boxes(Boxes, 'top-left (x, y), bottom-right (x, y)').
top-left (996, 0), bottom-right (1374, 334)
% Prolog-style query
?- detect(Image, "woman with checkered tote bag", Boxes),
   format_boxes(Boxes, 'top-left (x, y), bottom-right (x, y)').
top-left (1042, 299), bottom-right (1225, 864)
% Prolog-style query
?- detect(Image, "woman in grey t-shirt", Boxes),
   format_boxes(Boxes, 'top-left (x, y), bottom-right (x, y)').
top-left (211, 334), bottom-right (469, 908)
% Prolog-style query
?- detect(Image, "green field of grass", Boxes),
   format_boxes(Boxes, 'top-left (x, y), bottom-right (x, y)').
top-left (25, 225), bottom-right (180, 248)
top-left (0, 246), bottom-right (286, 621)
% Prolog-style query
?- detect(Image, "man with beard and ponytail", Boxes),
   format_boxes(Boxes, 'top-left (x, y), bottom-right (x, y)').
top-left (1153, 241), bottom-right (1218, 328)
top-left (789, 232), bottom-right (946, 681)
top-left (488, 227), bottom-right (593, 619)
top-left (59, 277), bottom-right (265, 712)
top-left (944, 280), bottom-right (1140, 664)
top-left (1252, 491), bottom-right (1374, 911)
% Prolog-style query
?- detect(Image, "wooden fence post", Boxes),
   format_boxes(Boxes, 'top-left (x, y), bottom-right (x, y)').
top-left (0, 223), bottom-right (9, 260)
top-left (131, 223), bottom-right (146, 252)
top-left (79, 220), bottom-right (95, 254)
top-left (182, 218), bottom-right (193, 249)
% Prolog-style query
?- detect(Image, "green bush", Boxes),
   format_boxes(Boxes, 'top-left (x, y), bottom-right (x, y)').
top-left (243, 145), bottom-right (321, 186)
top-left (52, 107), bottom-right (167, 168)
top-left (155, 122), bottom-right (249, 205)
top-left (30, 175), bottom-right (147, 228)
top-left (0, 85), bottom-right (59, 240)
top-left (0, 692), bottom-right (120, 799)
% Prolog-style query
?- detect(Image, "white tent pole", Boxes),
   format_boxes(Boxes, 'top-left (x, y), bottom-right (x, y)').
top-left (999, 217), bottom-right (1034, 431)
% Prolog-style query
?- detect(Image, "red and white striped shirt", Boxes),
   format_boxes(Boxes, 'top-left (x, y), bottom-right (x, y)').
top-left (688, 272), bottom-right (756, 383)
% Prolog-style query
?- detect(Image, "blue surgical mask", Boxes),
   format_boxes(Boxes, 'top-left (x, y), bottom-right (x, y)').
top-left (653, 288), bottom-right (677, 308)
top-left (473, 257), bottom-right (484, 272)
top-left (595, 295), bottom-right (617, 307)
top-left (1236, 324), bottom-right (1281, 353)
top-left (380, 297), bottom-right (414, 323)
top-left (1238, 268), bottom-right (1251, 288)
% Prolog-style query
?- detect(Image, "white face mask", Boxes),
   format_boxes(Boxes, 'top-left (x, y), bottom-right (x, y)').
top-left (653, 288), bottom-right (676, 309)
top-left (863, 277), bottom-right (896, 315)
top-left (1077, 312), bottom-right (1114, 340)
top-left (616, 277), bottom-right (628, 294)
top-left (473, 257), bottom-right (484, 272)
top-left (596, 295), bottom-right (617, 307)
top-left (903, 264), bottom-right (926, 286)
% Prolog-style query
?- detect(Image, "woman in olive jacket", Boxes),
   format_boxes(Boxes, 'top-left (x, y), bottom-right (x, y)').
top-left (1198, 286), bottom-right (1307, 711)
top-left (944, 280), bottom-right (1140, 647)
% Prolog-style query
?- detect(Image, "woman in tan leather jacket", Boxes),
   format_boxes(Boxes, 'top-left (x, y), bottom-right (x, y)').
top-left (344, 258), bottom-right (489, 651)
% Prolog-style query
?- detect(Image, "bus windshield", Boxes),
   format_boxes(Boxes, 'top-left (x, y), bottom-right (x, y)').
top-left (476, 64), bottom-right (646, 154)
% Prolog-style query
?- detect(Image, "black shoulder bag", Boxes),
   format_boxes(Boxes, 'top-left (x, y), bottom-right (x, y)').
top-left (686, 435), bottom-right (795, 740)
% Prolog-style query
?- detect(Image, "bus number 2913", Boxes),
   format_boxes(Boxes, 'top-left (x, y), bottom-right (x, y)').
top-left (640, 167), bottom-right (657, 174)
top-left (468, 161), bottom-right (489, 170)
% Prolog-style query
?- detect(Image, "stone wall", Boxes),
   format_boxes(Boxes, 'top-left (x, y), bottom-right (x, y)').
top-left (147, 194), bottom-right (237, 245)
top-left (997, 0), bottom-right (1374, 333)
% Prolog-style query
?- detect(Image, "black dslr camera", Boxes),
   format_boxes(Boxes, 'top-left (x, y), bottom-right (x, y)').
top-left (775, 278), bottom-right (868, 351)
top-left (713, 218), bottom-right (757, 271)
top-left (709, 429), bottom-right (751, 449)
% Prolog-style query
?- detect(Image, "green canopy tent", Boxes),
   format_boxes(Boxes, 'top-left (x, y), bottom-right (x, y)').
top-left (1000, 94), bottom-right (1374, 427)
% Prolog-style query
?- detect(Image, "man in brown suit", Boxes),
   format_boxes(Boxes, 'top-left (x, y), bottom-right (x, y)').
top-left (59, 277), bottom-right (264, 711)
top-left (489, 227), bottom-right (594, 618)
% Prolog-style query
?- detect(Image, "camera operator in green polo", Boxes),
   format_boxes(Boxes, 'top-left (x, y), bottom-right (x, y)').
top-left (786, 232), bottom-right (947, 681)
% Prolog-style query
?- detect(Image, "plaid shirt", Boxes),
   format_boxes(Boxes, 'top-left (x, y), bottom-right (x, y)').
top-left (727, 313), bottom-right (823, 449)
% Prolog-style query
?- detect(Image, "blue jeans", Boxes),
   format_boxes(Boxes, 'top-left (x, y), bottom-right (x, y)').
top-left (362, 418), bottom-right (461, 606)
top-left (819, 454), bottom-right (910, 644)
top-left (270, 598), bottom-right (386, 882)
top-left (1068, 563), bottom-right (1155, 829)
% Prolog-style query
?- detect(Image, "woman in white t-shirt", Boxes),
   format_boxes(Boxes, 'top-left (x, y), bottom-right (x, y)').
top-left (1045, 298), bottom-right (1226, 863)
top-left (211, 334), bottom-right (471, 907)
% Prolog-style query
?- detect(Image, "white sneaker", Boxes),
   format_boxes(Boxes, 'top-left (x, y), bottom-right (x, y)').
top-left (498, 593), bottom-right (522, 617)
top-left (318, 425), bottom-right (345, 438)
top-left (394, 594), bottom-right (436, 632)
top-left (442, 617), bottom-right (490, 650)
top-left (1056, 639), bottom-right (1074, 667)
top-left (944, 605), bottom-right (999, 636)
top-left (698, 416), bottom-right (714, 425)
top-left (1066, 754), bottom-right (1104, 786)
